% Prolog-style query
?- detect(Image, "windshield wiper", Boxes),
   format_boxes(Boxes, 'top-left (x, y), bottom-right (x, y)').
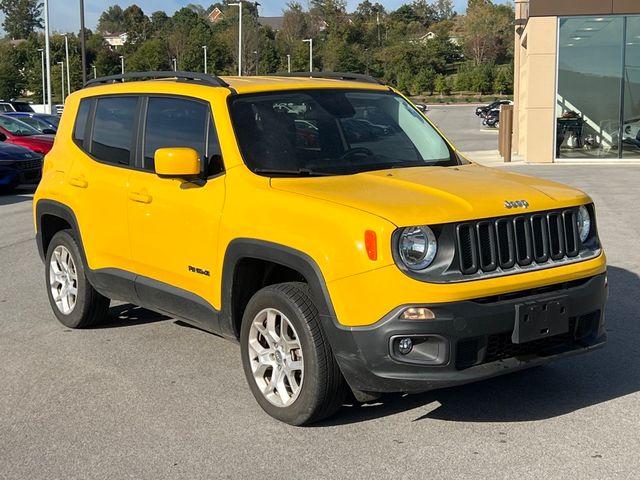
top-left (253, 168), bottom-right (334, 177)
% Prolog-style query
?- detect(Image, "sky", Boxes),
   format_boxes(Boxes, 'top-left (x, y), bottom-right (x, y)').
top-left (0, 0), bottom-right (510, 34)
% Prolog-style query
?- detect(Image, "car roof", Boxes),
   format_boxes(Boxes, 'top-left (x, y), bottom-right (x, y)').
top-left (78, 75), bottom-right (390, 98)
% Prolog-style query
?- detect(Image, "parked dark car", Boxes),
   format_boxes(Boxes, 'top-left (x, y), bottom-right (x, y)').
top-left (483, 108), bottom-right (500, 128)
top-left (475, 100), bottom-right (512, 117)
top-left (0, 141), bottom-right (43, 192)
top-left (0, 100), bottom-right (35, 113)
top-left (4, 112), bottom-right (59, 133)
top-left (0, 115), bottom-right (54, 155)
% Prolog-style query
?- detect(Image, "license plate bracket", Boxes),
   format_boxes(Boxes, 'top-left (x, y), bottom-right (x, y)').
top-left (512, 297), bottom-right (570, 344)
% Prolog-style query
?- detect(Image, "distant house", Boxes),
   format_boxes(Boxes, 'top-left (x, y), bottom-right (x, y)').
top-left (103, 32), bottom-right (128, 49)
top-left (207, 7), bottom-right (224, 24)
top-left (410, 31), bottom-right (462, 46)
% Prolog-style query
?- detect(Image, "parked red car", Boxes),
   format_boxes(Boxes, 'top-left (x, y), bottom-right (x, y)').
top-left (0, 115), bottom-right (54, 155)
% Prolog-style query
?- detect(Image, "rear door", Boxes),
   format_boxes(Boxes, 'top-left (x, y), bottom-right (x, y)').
top-left (66, 96), bottom-right (137, 273)
top-left (127, 95), bottom-right (225, 324)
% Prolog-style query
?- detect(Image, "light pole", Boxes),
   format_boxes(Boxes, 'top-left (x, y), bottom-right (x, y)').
top-left (64, 34), bottom-right (71, 98)
top-left (229, 1), bottom-right (243, 76)
top-left (303, 38), bottom-right (313, 72)
top-left (92, 65), bottom-right (97, 79)
top-left (202, 45), bottom-right (208, 74)
top-left (286, 54), bottom-right (291, 73)
top-left (43, 0), bottom-right (52, 114)
top-left (57, 62), bottom-right (65, 103)
top-left (80, 0), bottom-right (87, 84)
top-left (38, 48), bottom-right (45, 104)
top-left (172, 58), bottom-right (177, 72)
top-left (119, 55), bottom-right (125, 81)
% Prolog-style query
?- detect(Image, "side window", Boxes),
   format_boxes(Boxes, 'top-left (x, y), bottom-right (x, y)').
top-left (0, 104), bottom-right (9, 112)
top-left (73, 99), bottom-right (91, 146)
top-left (143, 97), bottom-right (209, 172)
top-left (91, 96), bottom-right (137, 165)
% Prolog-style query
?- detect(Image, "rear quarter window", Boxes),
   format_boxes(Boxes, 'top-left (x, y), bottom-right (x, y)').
top-left (73, 99), bottom-right (91, 146)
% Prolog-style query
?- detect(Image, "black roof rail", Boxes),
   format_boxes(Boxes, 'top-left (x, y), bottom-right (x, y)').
top-left (271, 71), bottom-right (384, 85)
top-left (84, 71), bottom-right (230, 89)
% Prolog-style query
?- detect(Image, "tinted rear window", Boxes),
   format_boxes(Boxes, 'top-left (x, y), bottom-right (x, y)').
top-left (91, 97), bottom-right (137, 165)
top-left (73, 100), bottom-right (91, 145)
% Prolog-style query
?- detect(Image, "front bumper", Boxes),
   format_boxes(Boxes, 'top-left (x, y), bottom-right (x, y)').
top-left (0, 166), bottom-right (41, 188)
top-left (325, 273), bottom-right (608, 394)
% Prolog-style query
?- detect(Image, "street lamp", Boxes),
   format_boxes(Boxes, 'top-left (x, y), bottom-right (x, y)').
top-left (119, 55), bottom-right (125, 81)
top-left (80, 0), bottom-right (87, 84)
top-left (303, 38), bottom-right (313, 73)
top-left (202, 45), bottom-right (208, 74)
top-left (37, 48), bottom-right (45, 105)
top-left (172, 58), bottom-right (177, 72)
top-left (286, 54), bottom-right (291, 73)
top-left (57, 62), bottom-right (65, 103)
top-left (64, 34), bottom-right (71, 98)
top-left (43, 0), bottom-right (52, 113)
top-left (92, 64), bottom-right (97, 79)
top-left (228, 1), bottom-right (243, 76)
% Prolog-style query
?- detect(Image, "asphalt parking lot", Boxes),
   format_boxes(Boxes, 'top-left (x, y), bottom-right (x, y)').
top-left (2, 106), bottom-right (640, 479)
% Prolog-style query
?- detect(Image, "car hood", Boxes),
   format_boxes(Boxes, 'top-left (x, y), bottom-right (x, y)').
top-left (270, 164), bottom-right (591, 226)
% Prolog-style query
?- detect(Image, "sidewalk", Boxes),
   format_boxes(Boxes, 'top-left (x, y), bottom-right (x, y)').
top-left (461, 149), bottom-right (525, 167)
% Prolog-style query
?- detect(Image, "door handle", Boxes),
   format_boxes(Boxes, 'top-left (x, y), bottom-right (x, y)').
top-left (68, 175), bottom-right (88, 189)
top-left (129, 190), bottom-right (153, 204)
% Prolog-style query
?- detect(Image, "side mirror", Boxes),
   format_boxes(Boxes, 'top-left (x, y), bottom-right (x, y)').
top-left (0, 132), bottom-right (5, 142)
top-left (42, 128), bottom-right (56, 135)
top-left (154, 147), bottom-right (201, 178)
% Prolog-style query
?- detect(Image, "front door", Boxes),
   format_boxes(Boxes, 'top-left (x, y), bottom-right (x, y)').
top-left (127, 96), bottom-right (225, 326)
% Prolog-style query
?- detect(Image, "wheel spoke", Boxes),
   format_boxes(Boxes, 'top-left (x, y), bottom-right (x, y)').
top-left (265, 309), bottom-right (280, 342)
top-left (248, 307), bottom-right (304, 408)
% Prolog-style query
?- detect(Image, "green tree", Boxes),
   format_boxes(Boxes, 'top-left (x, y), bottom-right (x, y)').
top-left (463, 1), bottom-right (514, 65)
top-left (413, 67), bottom-right (436, 95)
top-left (493, 65), bottom-right (513, 94)
top-left (435, 73), bottom-right (450, 96)
top-left (97, 5), bottom-right (125, 33)
top-left (0, 44), bottom-right (25, 98)
top-left (0, 0), bottom-right (43, 39)
top-left (127, 38), bottom-right (169, 71)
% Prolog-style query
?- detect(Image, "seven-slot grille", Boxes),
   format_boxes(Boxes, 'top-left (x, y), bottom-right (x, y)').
top-left (455, 209), bottom-right (581, 275)
top-left (15, 158), bottom-right (42, 170)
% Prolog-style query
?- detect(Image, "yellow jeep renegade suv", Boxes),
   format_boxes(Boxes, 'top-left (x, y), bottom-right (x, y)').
top-left (34, 71), bottom-right (607, 425)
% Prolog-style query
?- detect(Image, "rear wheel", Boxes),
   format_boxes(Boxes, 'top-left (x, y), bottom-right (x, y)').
top-left (240, 282), bottom-right (346, 425)
top-left (45, 230), bottom-right (110, 328)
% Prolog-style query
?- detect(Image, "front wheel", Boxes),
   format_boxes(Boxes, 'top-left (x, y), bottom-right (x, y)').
top-left (240, 282), bottom-right (346, 425)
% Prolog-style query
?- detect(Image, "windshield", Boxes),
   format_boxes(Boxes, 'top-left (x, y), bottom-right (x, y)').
top-left (0, 115), bottom-right (41, 136)
top-left (14, 103), bottom-right (34, 113)
top-left (41, 114), bottom-right (60, 128)
top-left (229, 89), bottom-right (457, 176)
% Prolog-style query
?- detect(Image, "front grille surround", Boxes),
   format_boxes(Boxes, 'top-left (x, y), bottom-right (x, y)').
top-left (391, 204), bottom-right (601, 284)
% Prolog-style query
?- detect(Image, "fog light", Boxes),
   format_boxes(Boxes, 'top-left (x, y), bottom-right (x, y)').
top-left (400, 307), bottom-right (435, 320)
top-left (398, 337), bottom-right (413, 355)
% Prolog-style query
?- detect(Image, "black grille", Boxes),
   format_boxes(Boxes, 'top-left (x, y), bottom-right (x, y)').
top-left (455, 209), bottom-right (581, 276)
top-left (15, 158), bottom-right (42, 170)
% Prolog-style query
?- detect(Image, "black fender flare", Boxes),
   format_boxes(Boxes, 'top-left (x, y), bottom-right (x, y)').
top-left (219, 238), bottom-right (342, 339)
top-left (35, 199), bottom-right (86, 264)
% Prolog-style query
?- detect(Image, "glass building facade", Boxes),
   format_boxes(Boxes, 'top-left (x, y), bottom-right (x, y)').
top-left (556, 15), bottom-right (640, 159)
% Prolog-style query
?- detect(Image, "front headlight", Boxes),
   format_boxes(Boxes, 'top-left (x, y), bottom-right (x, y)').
top-left (398, 226), bottom-right (438, 271)
top-left (577, 205), bottom-right (591, 243)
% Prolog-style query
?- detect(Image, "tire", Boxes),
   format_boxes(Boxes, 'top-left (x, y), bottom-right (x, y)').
top-left (45, 229), bottom-right (110, 328)
top-left (240, 282), bottom-right (347, 425)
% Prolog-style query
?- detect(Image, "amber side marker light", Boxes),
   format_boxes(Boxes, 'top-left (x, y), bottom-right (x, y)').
top-left (400, 307), bottom-right (436, 320)
top-left (365, 230), bottom-right (377, 260)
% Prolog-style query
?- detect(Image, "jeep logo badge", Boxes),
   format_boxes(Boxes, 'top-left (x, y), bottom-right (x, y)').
top-left (504, 200), bottom-right (529, 209)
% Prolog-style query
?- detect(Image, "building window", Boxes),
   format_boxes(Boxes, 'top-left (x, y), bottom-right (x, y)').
top-left (557, 15), bottom-right (640, 159)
